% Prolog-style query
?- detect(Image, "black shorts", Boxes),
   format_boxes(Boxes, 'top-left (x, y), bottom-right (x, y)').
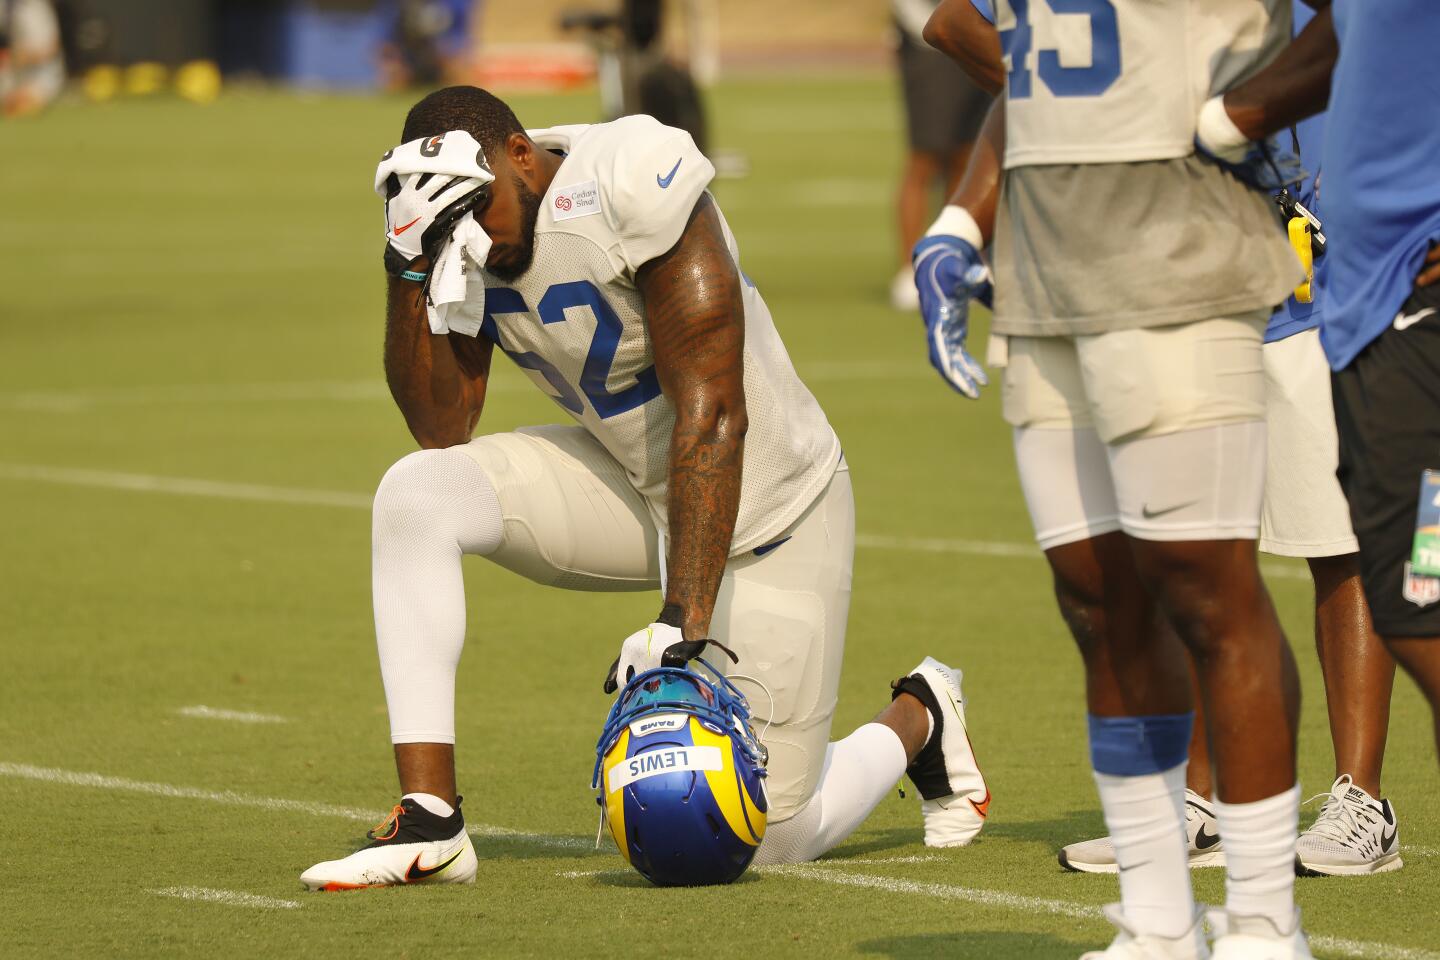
top-left (1332, 281), bottom-right (1440, 637)
top-left (896, 27), bottom-right (993, 156)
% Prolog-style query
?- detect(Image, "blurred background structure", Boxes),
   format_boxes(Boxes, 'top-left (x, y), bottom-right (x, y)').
top-left (0, 0), bottom-right (903, 108)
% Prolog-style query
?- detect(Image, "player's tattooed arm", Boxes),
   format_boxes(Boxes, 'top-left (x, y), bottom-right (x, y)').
top-left (382, 269), bottom-right (494, 449)
top-left (639, 194), bottom-right (747, 641)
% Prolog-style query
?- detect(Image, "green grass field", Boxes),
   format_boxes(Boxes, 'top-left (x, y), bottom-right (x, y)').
top-left (2, 74), bottom-right (1437, 959)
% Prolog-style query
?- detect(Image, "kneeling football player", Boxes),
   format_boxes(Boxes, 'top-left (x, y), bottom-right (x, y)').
top-left (300, 86), bottom-right (990, 890)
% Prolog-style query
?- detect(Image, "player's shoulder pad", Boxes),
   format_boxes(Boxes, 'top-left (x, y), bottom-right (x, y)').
top-left (592, 115), bottom-right (716, 275)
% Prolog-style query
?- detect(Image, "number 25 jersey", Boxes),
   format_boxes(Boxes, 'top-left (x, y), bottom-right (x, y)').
top-left (994, 0), bottom-right (1290, 167)
top-left (441, 116), bottom-right (841, 555)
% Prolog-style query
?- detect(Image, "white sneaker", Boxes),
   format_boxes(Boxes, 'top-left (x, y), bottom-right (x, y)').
top-left (1208, 908), bottom-right (1312, 960)
top-left (1295, 774), bottom-right (1401, 876)
top-left (890, 266), bottom-right (920, 310)
top-left (1079, 904), bottom-right (1210, 960)
top-left (300, 796), bottom-right (477, 891)
top-left (891, 656), bottom-right (990, 846)
top-left (1061, 790), bottom-right (1226, 873)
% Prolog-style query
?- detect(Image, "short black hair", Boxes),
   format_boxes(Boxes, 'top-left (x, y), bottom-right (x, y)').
top-left (401, 86), bottom-right (525, 157)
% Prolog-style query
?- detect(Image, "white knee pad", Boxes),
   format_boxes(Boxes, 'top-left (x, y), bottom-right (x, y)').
top-left (373, 448), bottom-right (504, 558)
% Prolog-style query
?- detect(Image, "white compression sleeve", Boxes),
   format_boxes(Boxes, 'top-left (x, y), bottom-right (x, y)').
top-left (752, 723), bottom-right (908, 866)
top-left (372, 449), bottom-right (503, 744)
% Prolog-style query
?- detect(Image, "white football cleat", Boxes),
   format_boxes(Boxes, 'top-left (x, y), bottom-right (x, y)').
top-left (300, 796), bottom-right (477, 891)
top-left (1295, 775), bottom-right (1402, 876)
top-left (1061, 789), bottom-right (1226, 873)
top-left (891, 656), bottom-right (990, 847)
top-left (1208, 908), bottom-right (1312, 960)
top-left (1079, 904), bottom-right (1209, 960)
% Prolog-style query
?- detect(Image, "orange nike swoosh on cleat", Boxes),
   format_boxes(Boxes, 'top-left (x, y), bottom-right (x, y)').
top-left (969, 790), bottom-right (992, 819)
top-left (392, 216), bottom-right (423, 236)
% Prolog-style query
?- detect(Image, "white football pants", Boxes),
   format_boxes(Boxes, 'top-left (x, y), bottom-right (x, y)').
top-left (372, 424), bottom-right (904, 851)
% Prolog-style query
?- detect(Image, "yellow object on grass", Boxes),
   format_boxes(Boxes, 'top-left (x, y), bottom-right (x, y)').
top-left (123, 62), bottom-right (168, 96)
top-left (174, 61), bottom-right (222, 104)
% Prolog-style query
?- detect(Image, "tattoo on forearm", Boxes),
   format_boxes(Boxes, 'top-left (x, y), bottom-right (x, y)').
top-left (639, 196), bottom-right (748, 639)
top-left (665, 409), bottom-right (745, 638)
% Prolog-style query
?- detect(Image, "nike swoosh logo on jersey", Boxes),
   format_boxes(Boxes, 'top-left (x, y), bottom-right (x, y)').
top-left (1141, 501), bottom-right (1197, 520)
top-left (1394, 307), bottom-right (1437, 331)
top-left (1194, 824), bottom-right (1222, 850)
top-left (393, 216), bottom-right (423, 236)
top-left (753, 536), bottom-right (792, 557)
top-left (406, 846), bottom-right (465, 881)
top-left (657, 158), bottom-right (683, 189)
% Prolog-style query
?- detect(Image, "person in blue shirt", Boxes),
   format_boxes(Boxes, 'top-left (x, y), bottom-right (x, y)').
top-left (1321, 0), bottom-right (1440, 768)
top-left (1252, 0), bottom-right (1401, 878)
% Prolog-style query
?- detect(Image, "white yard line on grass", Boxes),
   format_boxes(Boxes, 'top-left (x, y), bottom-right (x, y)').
top-left (0, 462), bottom-right (1309, 581)
top-left (150, 886), bottom-right (301, 910)
top-left (563, 866), bottom-right (1438, 960)
top-left (0, 365), bottom-right (919, 412)
top-left (827, 854), bottom-right (943, 865)
top-left (177, 705), bottom-right (288, 724)
top-left (0, 761), bottom-right (588, 851)
top-left (0, 464), bottom-right (372, 510)
top-left (1, 760), bottom-right (1431, 959)
top-left (767, 864), bottom-right (1103, 921)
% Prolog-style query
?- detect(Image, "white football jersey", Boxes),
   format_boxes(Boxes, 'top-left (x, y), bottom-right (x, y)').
top-left (995, 0), bottom-right (1290, 166)
top-left (439, 116), bottom-right (840, 555)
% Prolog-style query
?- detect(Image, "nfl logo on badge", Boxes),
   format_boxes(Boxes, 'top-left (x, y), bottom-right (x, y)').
top-left (1402, 562), bottom-right (1440, 608)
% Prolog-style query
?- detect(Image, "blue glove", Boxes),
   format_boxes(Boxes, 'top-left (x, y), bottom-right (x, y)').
top-left (1194, 135), bottom-right (1307, 193)
top-left (912, 234), bottom-right (992, 399)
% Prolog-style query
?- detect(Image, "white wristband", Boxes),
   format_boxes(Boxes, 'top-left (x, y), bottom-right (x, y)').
top-left (925, 204), bottom-right (985, 249)
top-left (1195, 95), bottom-right (1251, 163)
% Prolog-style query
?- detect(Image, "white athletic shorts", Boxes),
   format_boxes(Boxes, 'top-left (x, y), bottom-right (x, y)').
top-left (1002, 314), bottom-right (1269, 549)
top-left (1259, 328), bottom-right (1358, 558)
top-left (456, 425), bottom-right (853, 822)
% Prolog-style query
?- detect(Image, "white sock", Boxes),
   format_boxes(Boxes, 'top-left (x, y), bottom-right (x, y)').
top-left (373, 449), bottom-right (503, 744)
top-left (1214, 784), bottom-right (1300, 928)
top-left (1094, 763), bottom-right (1195, 938)
top-left (752, 723), bottom-right (908, 865)
top-left (402, 792), bottom-right (455, 818)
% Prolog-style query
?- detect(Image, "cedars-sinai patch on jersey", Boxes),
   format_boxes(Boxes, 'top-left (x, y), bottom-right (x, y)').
top-left (552, 179), bottom-right (601, 221)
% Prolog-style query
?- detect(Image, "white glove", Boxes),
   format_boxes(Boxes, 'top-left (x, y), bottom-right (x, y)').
top-left (604, 622), bottom-right (688, 695)
top-left (602, 614), bottom-right (738, 694)
top-left (373, 130), bottom-right (495, 270)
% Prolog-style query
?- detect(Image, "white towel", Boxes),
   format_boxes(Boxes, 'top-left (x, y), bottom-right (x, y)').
top-left (426, 218), bottom-right (491, 337)
top-left (373, 130), bottom-right (495, 336)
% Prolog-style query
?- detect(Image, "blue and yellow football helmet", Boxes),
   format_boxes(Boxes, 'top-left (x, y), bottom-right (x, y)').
top-left (593, 659), bottom-right (768, 886)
